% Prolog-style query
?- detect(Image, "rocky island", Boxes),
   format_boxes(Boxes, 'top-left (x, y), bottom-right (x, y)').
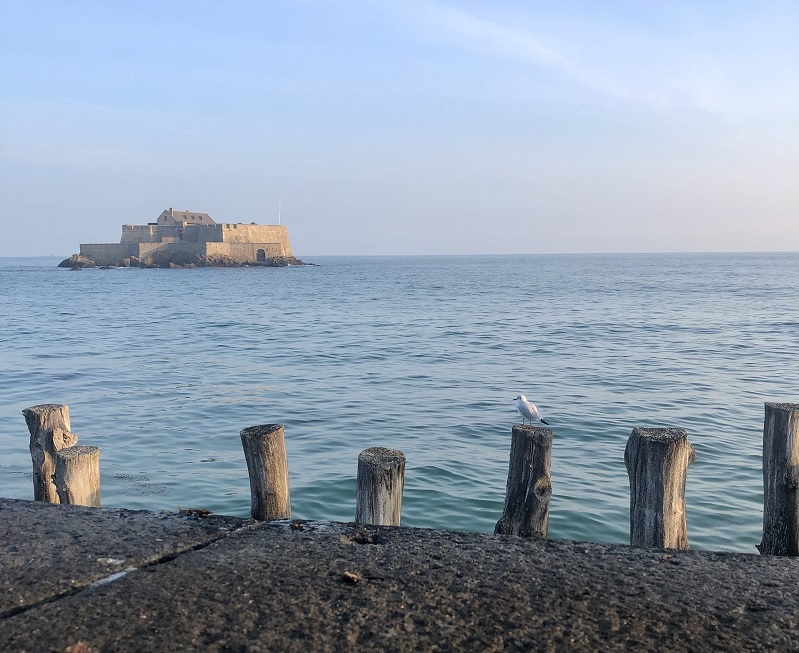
top-left (58, 208), bottom-right (306, 268)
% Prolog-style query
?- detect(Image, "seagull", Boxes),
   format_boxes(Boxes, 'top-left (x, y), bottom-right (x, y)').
top-left (514, 395), bottom-right (549, 425)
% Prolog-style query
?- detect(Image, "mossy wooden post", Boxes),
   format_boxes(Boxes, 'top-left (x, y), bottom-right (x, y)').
top-left (55, 445), bottom-right (100, 507)
top-left (22, 404), bottom-right (78, 503)
top-left (759, 402), bottom-right (799, 556)
top-left (495, 425), bottom-right (553, 538)
top-left (240, 424), bottom-right (291, 521)
top-left (624, 427), bottom-right (696, 550)
top-left (355, 447), bottom-right (406, 526)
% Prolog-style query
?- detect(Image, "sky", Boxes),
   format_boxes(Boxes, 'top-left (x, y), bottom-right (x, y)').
top-left (1, 0), bottom-right (797, 256)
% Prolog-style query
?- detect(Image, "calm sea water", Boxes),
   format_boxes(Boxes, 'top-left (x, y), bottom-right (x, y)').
top-left (1, 253), bottom-right (797, 552)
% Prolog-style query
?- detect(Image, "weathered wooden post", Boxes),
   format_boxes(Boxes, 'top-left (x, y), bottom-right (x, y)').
top-left (22, 404), bottom-right (78, 503)
top-left (624, 427), bottom-right (696, 550)
top-left (55, 445), bottom-right (100, 507)
top-left (240, 424), bottom-right (291, 521)
top-left (355, 447), bottom-right (406, 526)
top-left (759, 402), bottom-right (799, 556)
top-left (495, 425), bottom-right (553, 537)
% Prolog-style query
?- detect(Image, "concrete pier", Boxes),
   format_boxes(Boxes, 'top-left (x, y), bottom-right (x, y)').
top-left (1, 498), bottom-right (798, 652)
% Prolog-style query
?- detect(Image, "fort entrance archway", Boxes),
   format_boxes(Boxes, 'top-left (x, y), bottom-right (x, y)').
top-left (256, 249), bottom-right (266, 262)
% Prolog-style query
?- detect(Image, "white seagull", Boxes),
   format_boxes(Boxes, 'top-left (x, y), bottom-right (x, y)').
top-left (514, 395), bottom-right (549, 425)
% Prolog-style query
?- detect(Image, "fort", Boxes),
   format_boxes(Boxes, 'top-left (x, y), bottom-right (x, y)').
top-left (76, 208), bottom-right (299, 267)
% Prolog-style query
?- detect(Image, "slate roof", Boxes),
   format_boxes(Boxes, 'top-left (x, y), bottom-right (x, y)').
top-left (170, 209), bottom-right (215, 225)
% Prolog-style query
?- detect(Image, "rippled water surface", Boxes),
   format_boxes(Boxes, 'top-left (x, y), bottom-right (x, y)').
top-left (1, 253), bottom-right (797, 552)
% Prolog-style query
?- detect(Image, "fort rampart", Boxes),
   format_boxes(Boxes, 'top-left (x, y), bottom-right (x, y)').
top-left (79, 209), bottom-right (294, 266)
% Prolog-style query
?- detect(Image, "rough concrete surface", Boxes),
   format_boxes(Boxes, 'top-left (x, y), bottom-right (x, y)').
top-left (0, 499), bottom-right (243, 617)
top-left (1, 499), bottom-right (799, 652)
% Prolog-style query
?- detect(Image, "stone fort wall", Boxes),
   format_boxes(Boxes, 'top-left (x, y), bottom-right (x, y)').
top-left (80, 243), bottom-right (138, 265)
top-left (80, 241), bottom-right (291, 266)
top-left (82, 224), bottom-right (293, 265)
top-left (120, 223), bottom-right (291, 249)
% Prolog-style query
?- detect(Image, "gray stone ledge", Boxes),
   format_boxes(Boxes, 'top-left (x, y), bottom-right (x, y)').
top-left (2, 498), bottom-right (798, 652)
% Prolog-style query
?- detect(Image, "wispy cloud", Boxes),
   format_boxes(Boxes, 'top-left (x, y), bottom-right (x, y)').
top-left (378, 0), bottom-right (793, 121)
top-left (395, 2), bottom-right (634, 102)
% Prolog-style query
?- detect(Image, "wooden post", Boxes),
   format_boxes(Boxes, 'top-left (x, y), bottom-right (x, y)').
top-left (355, 447), bottom-right (406, 526)
top-left (624, 427), bottom-right (696, 550)
top-left (240, 424), bottom-right (291, 521)
top-left (22, 404), bottom-right (78, 503)
top-left (494, 425), bottom-right (553, 538)
top-left (759, 402), bottom-right (799, 556)
top-left (55, 445), bottom-right (100, 507)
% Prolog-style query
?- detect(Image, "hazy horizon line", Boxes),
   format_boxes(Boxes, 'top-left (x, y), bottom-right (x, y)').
top-left (3, 250), bottom-right (797, 260)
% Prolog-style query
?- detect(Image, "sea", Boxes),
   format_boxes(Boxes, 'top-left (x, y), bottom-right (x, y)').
top-left (1, 253), bottom-right (797, 553)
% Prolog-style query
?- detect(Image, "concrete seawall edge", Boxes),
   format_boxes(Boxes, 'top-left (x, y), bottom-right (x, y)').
top-left (1, 498), bottom-right (797, 652)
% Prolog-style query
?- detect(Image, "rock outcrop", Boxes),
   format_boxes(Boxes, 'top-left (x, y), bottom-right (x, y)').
top-left (57, 254), bottom-right (96, 268)
top-left (58, 252), bottom-right (308, 269)
top-left (260, 255), bottom-right (306, 267)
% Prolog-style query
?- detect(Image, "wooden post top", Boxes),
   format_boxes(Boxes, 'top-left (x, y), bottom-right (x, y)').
top-left (765, 402), bottom-right (799, 412)
top-left (511, 424), bottom-right (554, 443)
top-left (630, 427), bottom-right (689, 443)
top-left (512, 424), bottom-right (552, 432)
top-left (359, 448), bottom-right (405, 467)
top-left (22, 403), bottom-right (68, 414)
top-left (57, 445), bottom-right (99, 459)
top-left (240, 424), bottom-right (283, 438)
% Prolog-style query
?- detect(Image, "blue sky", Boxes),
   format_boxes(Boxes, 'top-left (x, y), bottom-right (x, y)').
top-left (1, 0), bottom-right (797, 256)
